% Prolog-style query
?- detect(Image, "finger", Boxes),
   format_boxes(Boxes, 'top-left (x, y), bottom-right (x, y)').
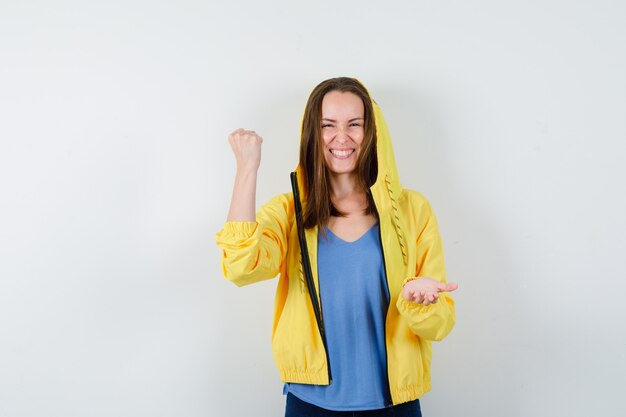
top-left (424, 293), bottom-right (435, 305)
top-left (436, 282), bottom-right (458, 293)
top-left (246, 132), bottom-right (263, 144)
top-left (229, 129), bottom-right (247, 144)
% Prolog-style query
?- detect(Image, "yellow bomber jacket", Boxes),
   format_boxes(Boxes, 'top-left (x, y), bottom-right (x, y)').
top-left (215, 88), bottom-right (456, 405)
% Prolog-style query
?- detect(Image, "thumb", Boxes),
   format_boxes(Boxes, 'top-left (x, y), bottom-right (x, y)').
top-left (435, 282), bottom-right (458, 292)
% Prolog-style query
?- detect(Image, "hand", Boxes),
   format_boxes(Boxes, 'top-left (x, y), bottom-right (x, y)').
top-left (228, 128), bottom-right (263, 173)
top-left (401, 277), bottom-right (458, 306)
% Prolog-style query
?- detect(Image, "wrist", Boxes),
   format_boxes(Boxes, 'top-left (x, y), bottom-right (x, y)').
top-left (236, 165), bottom-right (259, 177)
top-left (402, 277), bottom-right (418, 287)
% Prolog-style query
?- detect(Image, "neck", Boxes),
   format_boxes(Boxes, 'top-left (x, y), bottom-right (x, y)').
top-left (328, 173), bottom-right (372, 218)
top-left (329, 173), bottom-right (364, 200)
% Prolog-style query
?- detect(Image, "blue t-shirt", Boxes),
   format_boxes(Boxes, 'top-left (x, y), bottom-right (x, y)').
top-left (284, 222), bottom-right (391, 411)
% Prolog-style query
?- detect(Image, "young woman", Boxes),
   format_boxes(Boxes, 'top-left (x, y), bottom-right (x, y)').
top-left (216, 77), bottom-right (458, 417)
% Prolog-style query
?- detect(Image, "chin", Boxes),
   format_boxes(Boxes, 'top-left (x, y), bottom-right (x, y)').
top-left (327, 165), bottom-right (357, 176)
top-left (325, 158), bottom-right (358, 175)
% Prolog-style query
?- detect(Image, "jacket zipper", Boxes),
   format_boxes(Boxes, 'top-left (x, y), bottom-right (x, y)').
top-left (290, 172), bottom-right (333, 384)
top-left (372, 192), bottom-right (394, 408)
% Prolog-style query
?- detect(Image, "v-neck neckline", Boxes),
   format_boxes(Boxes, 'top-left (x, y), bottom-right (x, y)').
top-left (323, 221), bottom-right (379, 244)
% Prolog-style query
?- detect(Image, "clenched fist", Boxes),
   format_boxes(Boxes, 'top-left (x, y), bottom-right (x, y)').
top-left (228, 128), bottom-right (263, 173)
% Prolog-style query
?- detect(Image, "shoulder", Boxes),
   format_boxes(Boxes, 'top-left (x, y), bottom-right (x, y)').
top-left (400, 189), bottom-right (435, 214)
top-left (398, 188), bottom-right (440, 231)
top-left (261, 192), bottom-right (294, 209)
top-left (257, 192), bottom-right (295, 222)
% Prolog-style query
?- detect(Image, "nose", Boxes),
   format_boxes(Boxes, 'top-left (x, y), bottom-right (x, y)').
top-left (335, 125), bottom-right (350, 142)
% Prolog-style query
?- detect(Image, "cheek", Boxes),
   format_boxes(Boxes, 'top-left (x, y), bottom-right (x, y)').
top-left (354, 130), bottom-right (365, 146)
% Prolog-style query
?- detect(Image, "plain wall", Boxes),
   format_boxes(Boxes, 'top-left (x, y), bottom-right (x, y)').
top-left (1, 1), bottom-right (625, 416)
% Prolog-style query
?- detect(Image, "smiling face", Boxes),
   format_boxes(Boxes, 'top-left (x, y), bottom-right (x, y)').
top-left (297, 77), bottom-right (378, 229)
top-left (320, 90), bottom-right (365, 178)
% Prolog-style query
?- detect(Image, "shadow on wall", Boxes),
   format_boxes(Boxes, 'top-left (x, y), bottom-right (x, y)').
top-left (205, 86), bottom-right (307, 416)
top-left (377, 84), bottom-right (524, 414)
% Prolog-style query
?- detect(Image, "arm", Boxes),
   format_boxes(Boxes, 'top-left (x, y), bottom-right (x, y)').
top-left (396, 195), bottom-right (457, 341)
top-left (226, 128), bottom-right (262, 222)
top-left (215, 129), bottom-right (290, 286)
top-left (216, 193), bottom-right (292, 287)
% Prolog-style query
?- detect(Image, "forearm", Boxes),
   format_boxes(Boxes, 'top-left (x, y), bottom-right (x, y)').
top-left (396, 293), bottom-right (456, 341)
top-left (226, 168), bottom-right (258, 221)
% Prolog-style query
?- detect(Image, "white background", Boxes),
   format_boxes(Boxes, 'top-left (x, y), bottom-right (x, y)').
top-left (1, 1), bottom-right (625, 416)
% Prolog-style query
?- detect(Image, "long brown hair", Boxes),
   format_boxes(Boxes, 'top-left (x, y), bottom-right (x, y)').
top-left (299, 77), bottom-right (378, 230)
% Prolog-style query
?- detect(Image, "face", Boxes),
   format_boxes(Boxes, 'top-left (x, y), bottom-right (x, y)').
top-left (320, 90), bottom-right (365, 177)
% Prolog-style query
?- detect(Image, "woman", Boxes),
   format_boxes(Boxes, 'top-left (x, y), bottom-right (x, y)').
top-left (216, 77), bottom-right (458, 416)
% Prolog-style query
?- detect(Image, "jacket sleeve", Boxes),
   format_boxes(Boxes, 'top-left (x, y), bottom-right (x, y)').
top-left (214, 193), bottom-right (292, 287)
top-left (396, 194), bottom-right (456, 341)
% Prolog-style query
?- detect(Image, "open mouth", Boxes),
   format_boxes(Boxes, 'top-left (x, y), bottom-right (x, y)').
top-left (329, 149), bottom-right (355, 159)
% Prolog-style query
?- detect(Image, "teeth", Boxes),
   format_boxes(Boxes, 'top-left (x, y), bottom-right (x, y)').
top-left (331, 149), bottom-right (353, 157)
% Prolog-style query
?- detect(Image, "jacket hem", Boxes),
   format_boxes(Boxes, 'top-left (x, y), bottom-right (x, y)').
top-left (390, 382), bottom-right (432, 405)
top-left (280, 369), bottom-right (329, 385)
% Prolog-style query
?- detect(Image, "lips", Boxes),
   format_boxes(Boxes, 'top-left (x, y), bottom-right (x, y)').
top-left (329, 149), bottom-right (355, 159)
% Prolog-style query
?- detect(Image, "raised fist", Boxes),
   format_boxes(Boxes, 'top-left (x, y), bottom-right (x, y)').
top-left (228, 128), bottom-right (263, 172)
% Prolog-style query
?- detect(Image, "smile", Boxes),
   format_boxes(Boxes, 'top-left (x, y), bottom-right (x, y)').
top-left (329, 149), bottom-right (355, 159)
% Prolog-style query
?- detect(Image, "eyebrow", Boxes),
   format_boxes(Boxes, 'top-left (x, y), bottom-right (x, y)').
top-left (321, 117), bottom-right (364, 122)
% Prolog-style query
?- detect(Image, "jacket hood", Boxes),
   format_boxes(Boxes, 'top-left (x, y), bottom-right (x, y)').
top-left (293, 78), bottom-right (409, 265)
